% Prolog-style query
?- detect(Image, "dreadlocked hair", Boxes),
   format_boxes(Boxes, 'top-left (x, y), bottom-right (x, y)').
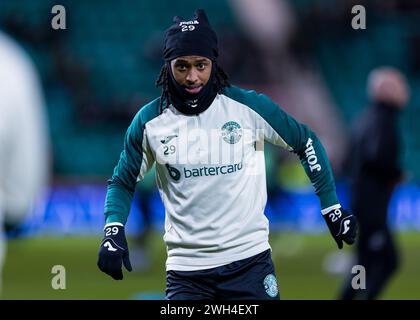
top-left (213, 65), bottom-right (230, 92)
top-left (155, 63), bottom-right (231, 114)
top-left (155, 64), bottom-right (171, 114)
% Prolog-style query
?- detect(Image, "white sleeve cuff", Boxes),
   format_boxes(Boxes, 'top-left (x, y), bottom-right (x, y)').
top-left (103, 222), bottom-right (124, 230)
top-left (321, 204), bottom-right (341, 215)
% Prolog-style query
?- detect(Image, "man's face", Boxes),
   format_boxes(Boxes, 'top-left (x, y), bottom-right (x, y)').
top-left (170, 56), bottom-right (212, 94)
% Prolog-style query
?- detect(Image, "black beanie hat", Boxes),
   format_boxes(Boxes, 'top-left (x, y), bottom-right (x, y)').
top-left (163, 9), bottom-right (218, 62)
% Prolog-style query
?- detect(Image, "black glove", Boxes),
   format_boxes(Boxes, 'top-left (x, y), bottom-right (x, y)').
top-left (323, 207), bottom-right (358, 249)
top-left (97, 223), bottom-right (132, 280)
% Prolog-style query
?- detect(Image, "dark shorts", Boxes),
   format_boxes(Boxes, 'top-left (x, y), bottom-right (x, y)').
top-left (166, 249), bottom-right (280, 300)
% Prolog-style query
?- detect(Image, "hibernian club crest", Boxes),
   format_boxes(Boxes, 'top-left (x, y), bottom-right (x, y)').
top-left (263, 274), bottom-right (278, 298)
top-left (221, 121), bottom-right (242, 144)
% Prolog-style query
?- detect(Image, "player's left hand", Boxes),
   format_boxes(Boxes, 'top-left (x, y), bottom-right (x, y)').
top-left (323, 207), bottom-right (358, 249)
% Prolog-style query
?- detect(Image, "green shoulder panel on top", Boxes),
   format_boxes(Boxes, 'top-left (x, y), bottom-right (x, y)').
top-left (224, 85), bottom-right (305, 152)
top-left (104, 97), bottom-right (161, 225)
top-left (138, 96), bottom-right (163, 126)
top-left (223, 85), bottom-right (339, 209)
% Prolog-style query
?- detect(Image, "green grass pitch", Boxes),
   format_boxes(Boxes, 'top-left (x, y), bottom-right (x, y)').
top-left (2, 232), bottom-right (419, 299)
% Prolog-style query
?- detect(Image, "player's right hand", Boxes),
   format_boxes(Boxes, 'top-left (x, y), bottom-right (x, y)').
top-left (323, 207), bottom-right (358, 249)
top-left (97, 223), bottom-right (132, 280)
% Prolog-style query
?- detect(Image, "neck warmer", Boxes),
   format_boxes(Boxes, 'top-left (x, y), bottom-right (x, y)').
top-left (167, 62), bottom-right (218, 115)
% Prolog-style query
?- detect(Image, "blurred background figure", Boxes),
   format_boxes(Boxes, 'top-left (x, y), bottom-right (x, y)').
top-left (340, 67), bottom-right (410, 300)
top-left (0, 30), bottom-right (50, 292)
